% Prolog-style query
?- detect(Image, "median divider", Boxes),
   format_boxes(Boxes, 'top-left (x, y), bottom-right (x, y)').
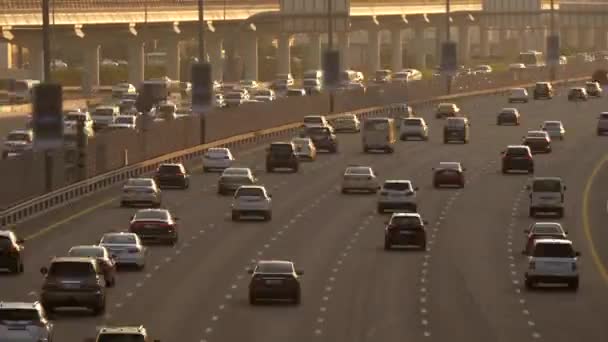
top-left (0, 74), bottom-right (590, 227)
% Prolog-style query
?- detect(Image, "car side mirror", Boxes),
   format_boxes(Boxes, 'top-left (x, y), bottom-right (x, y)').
top-left (40, 267), bottom-right (48, 275)
top-left (247, 269), bottom-right (254, 274)
top-left (296, 270), bottom-right (304, 276)
top-left (414, 187), bottom-right (419, 191)
top-left (524, 229), bottom-right (530, 233)
top-left (526, 185), bottom-right (531, 190)
top-left (17, 238), bottom-right (25, 244)
top-left (384, 220), bottom-right (389, 225)
top-left (575, 251), bottom-right (581, 257)
top-left (423, 220), bottom-right (429, 224)
top-left (173, 217), bottom-right (180, 220)
top-left (563, 186), bottom-right (567, 190)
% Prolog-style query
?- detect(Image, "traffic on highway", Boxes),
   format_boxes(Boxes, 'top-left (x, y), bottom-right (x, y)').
top-left (2, 79), bottom-right (608, 342)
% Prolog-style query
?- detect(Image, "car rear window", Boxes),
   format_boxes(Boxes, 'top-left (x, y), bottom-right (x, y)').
top-left (533, 243), bottom-right (575, 258)
top-left (270, 144), bottom-right (293, 154)
top-left (49, 262), bottom-right (94, 276)
top-left (304, 117), bottom-right (323, 124)
top-left (98, 334), bottom-right (146, 342)
top-left (544, 122), bottom-right (560, 128)
top-left (126, 179), bottom-right (154, 187)
top-left (0, 309), bottom-right (41, 322)
top-left (383, 182), bottom-right (412, 191)
top-left (307, 127), bottom-right (330, 135)
top-left (223, 168), bottom-right (248, 176)
top-left (236, 188), bottom-right (264, 197)
top-left (158, 165), bottom-right (182, 174)
top-left (438, 104), bottom-right (455, 112)
top-left (346, 167), bottom-right (371, 175)
top-left (507, 148), bottom-right (528, 156)
top-left (446, 119), bottom-right (465, 127)
top-left (0, 236), bottom-right (12, 248)
top-left (69, 247), bottom-right (104, 258)
top-left (390, 216), bottom-right (423, 227)
top-left (115, 117), bottom-right (134, 124)
top-left (364, 119), bottom-right (389, 130)
top-left (6, 133), bottom-right (31, 142)
top-left (532, 226), bottom-right (561, 235)
top-left (95, 108), bottom-right (114, 116)
top-left (403, 119), bottom-right (422, 126)
top-left (101, 235), bottom-right (136, 244)
top-left (532, 179), bottom-right (562, 192)
top-left (134, 210), bottom-right (169, 221)
top-left (256, 262), bottom-right (293, 273)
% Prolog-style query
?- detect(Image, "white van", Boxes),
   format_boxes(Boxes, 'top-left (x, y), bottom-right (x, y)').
top-left (362, 117), bottom-right (396, 153)
top-left (528, 177), bottom-right (566, 218)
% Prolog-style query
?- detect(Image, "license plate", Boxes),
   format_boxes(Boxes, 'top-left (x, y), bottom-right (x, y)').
top-left (62, 283), bottom-right (80, 289)
top-left (400, 231), bottom-right (415, 235)
top-left (265, 279), bottom-right (282, 285)
top-left (7, 325), bottom-right (26, 330)
top-left (144, 224), bottom-right (157, 228)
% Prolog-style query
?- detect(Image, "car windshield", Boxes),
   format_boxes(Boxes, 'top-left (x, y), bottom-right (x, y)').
top-left (115, 117), bottom-right (134, 124)
top-left (126, 179), bottom-right (153, 188)
top-left (6, 133), bottom-right (30, 142)
top-left (101, 235), bottom-right (136, 244)
top-left (527, 132), bottom-right (547, 138)
top-left (65, 114), bottom-right (84, 122)
top-left (306, 127), bottom-right (330, 136)
top-left (383, 182), bottom-right (412, 191)
top-left (346, 167), bottom-right (371, 175)
top-left (95, 108), bottom-right (114, 116)
top-left (158, 165), bottom-right (182, 174)
top-left (236, 188), bottom-right (264, 197)
top-left (544, 122), bottom-right (561, 128)
top-left (0, 236), bottom-right (12, 248)
top-left (256, 262), bottom-right (293, 273)
top-left (390, 216), bottom-right (422, 227)
top-left (533, 243), bottom-right (575, 258)
top-left (68, 247), bottom-right (104, 258)
top-left (270, 144), bottom-right (292, 154)
top-left (403, 119), bottom-right (422, 126)
top-left (98, 334), bottom-right (146, 342)
top-left (49, 262), bottom-right (94, 276)
top-left (532, 225), bottom-right (562, 235)
top-left (532, 179), bottom-right (562, 192)
top-left (304, 117), bottom-right (323, 124)
top-left (0, 309), bottom-right (40, 322)
top-left (287, 90), bottom-right (304, 96)
top-left (223, 168), bottom-right (248, 176)
top-left (507, 148), bottom-right (528, 156)
top-left (364, 119), bottom-right (389, 131)
top-left (134, 210), bottom-right (169, 221)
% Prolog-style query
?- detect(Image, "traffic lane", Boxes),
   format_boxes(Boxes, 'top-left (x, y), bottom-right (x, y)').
top-left (103, 135), bottom-right (435, 342)
top-left (510, 132), bottom-right (608, 342)
top-left (49, 130), bottom-right (383, 341)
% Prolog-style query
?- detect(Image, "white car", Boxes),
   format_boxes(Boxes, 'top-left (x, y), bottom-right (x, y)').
top-left (509, 63), bottom-right (526, 70)
top-left (121, 178), bottom-right (162, 207)
top-left (217, 168), bottom-right (257, 195)
top-left (92, 105), bottom-right (120, 130)
top-left (474, 64), bottom-right (492, 74)
top-left (101, 59), bottom-right (119, 67)
top-left (0, 302), bottom-right (53, 342)
top-left (400, 117), bottom-right (428, 141)
top-left (203, 147), bottom-right (234, 172)
top-left (224, 91), bottom-right (246, 107)
top-left (108, 115), bottom-right (137, 130)
top-left (341, 166), bottom-right (379, 194)
top-left (64, 111), bottom-right (94, 137)
top-left (231, 185), bottom-right (272, 221)
top-left (525, 239), bottom-right (580, 290)
top-left (3, 129), bottom-right (33, 155)
top-left (541, 121), bottom-right (565, 140)
top-left (111, 83), bottom-right (137, 98)
top-left (508, 88), bottom-right (529, 103)
top-left (585, 81), bottom-right (602, 97)
top-left (377, 180), bottom-right (419, 213)
top-left (253, 89), bottom-right (276, 102)
top-left (332, 114), bottom-right (360, 133)
top-left (303, 115), bottom-right (330, 129)
top-left (292, 137), bottom-right (317, 161)
top-left (99, 232), bottom-right (146, 269)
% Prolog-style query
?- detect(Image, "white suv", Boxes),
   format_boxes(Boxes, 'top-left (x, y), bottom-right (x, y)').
top-left (528, 177), bottom-right (566, 218)
top-left (524, 239), bottom-right (580, 291)
top-left (232, 186), bottom-right (272, 221)
top-left (377, 180), bottom-right (418, 213)
top-left (0, 302), bottom-right (53, 342)
top-left (400, 118), bottom-right (428, 141)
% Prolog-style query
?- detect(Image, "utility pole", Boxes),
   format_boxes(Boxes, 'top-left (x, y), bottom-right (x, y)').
top-left (327, 0), bottom-right (335, 113)
top-left (42, 0), bottom-right (51, 81)
top-left (445, 0), bottom-right (452, 94)
top-left (549, 0), bottom-right (557, 81)
top-left (198, 0), bottom-right (205, 61)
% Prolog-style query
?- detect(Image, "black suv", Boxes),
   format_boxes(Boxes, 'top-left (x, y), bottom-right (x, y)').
top-left (300, 126), bottom-right (338, 153)
top-left (40, 257), bottom-right (107, 315)
top-left (501, 145), bottom-right (534, 174)
top-left (0, 230), bottom-right (25, 274)
top-left (443, 117), bottom-right (470, 143)
top-left (533, 82), bottom-right (554, 99)
top-left (384, 213), bottom-right (427, 250)
top-left (266, 142), bottom-right (299, 172)
top-left (153, 163), bottom-right (190, 189)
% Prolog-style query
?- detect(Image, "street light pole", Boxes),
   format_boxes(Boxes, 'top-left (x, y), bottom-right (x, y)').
top-left (445, 0), bottom-right (452, 94)
top-left (327, 0), bottom-right (335, 113)
top-left (198, 0), bottom-right (205, 61)
top-left (549, 0), bottom-right (556, 81)
top-left (42, 0), bottom-right (51, 81)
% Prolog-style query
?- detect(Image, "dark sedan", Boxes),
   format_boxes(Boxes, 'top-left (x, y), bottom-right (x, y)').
top-left (384, 213), bottom-right (427, 250)
top-left (129, 209), bottom-right (179, 245)
top-left (154, 163), bottom-right (190, 189)
top-left (248, 260), bottom-right (302, 305)
top-left (432, 162), bottom-right (466, 188)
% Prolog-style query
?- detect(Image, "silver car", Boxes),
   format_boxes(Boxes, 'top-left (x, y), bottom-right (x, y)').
top-left (231, 185), bottom-right (272, 221)
top-left (121, 178), bottom-right (162, 208)
top-left (541, 121), bottom-right (565, 140)
top-left (99, 233), bottom-right (146, 269)
top-left (218, 168), bottom-right (257, 195)
top-left (0, 302), bottom-right (53, 342)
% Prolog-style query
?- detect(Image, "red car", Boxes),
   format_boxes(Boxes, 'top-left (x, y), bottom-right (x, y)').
top-left (129, 209), bottom-right (179, 245)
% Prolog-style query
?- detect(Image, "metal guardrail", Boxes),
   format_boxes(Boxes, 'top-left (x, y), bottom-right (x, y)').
top-left (0, 72), bottom-right (589, 227)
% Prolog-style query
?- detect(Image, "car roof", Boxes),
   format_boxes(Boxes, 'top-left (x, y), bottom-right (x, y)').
top-left (536, 82), bottom-right (550, 85)
top-left (531, 222), bottom-right (564, 231)
top-left (532, 176), bottom-right (563, 182)
top-left (384, 180), bottom-right (412, 184)
top-left (257, 260), bottom-right (294, 266)
top-left (511, 87), bottom-right (526, 91)
top-left (543, 120), bottom-right (562, 124)
top-left (533, 238), bottom-right (572, 245)
top-left (527, 130), bottom-right (547, 135)
top-left (159, 163), bottom-right (183, 167)
top-left (438, 162), bottom-right (461, 168)
top-left (50, 256), bottom-right (96, 263)
top-left (102, 232), bottom-right (137, 238)
top-left (99, 326), bottom-right (145, 335)
top-left (391, 212), bottom-right (421, 218)
top-left (271, 142), bottom-right (293, 146)
top-left (135, 208), bottom-right (169, 214)
top-left (0, 230), bottom-right (14, 238)
top-left (128, 177), bottom-right (154, 182)
top-left (9, 129), bottom-right (32, 134)
top-left (507, 145), bottom-right (531, 150)
top-left (0, 302), bottom-right (40, 310)
top-left (237, 185), bottom-right (265, 190)
top-left (70, 245), bottom-right (105, 250)
top-left (501, 108), bottom-right (518, 112)
top-left (224, 167), bottom-right (250, 172)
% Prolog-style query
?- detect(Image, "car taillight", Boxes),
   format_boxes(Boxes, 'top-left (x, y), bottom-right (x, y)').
top-left (572, 262), bottom-right (577, 271)
top-left (526, 155), bottom-right (533, 161)
top-left (529, 261), bottom-right (536, 270)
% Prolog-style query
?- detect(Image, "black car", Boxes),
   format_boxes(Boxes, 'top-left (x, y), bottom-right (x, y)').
top-left (154, 163), bottom-right (190, 189)
top-left (501, 145), bottom-right (534, 174)
top-left (300, 126), bottom-right (338, 153)
top-left (0, 230), bottom-right (25, 273)
top-left (266, 142), bottom-right (299, 172)
top-left (248, 260), bottom-right (302, 305)
top-left (522, 132), bottom-right (551, 154)
top-left (443, 117), bottom-right (470, 143)
top-left (384, 213), bottom-right (427, 250)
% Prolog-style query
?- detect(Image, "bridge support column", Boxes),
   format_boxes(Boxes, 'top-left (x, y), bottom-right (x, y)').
top-left (479, 26), bottom-right (490, 58)
top-left (208, 36), bottom-right (223, 81)
top-left (536, 28), bottom-right (547, 54)
top-left (24, 41), bottom-right (43, 81)
top-left (165, 39), bottom-right (180, 80)
top-left (595, 29), bottom-right (607, 50)
top-left (277, 33), bottom-right (291, 75)
top-left (308, 33), bottom-right (322, 71)
top-left (367, 28), bottom-right (380, 75)
top-left (243, 32), bottom-right (258, 81)
top-left (578, 27), bottom-right (594, 50)
top-left (413, 26), bottom-right (426, 69)
top-left (390, 27), bottom-right (402, 72)
top-left (338, 31), bottom-right (350, 70)
top-left (82, 43), bottom-right (100, 95)
top-left (458, 25), bottom-right (471, 65)
top-left (128, 41), bottom-right (145, 86)
top-left (0, 42), bottom-right (11, 69)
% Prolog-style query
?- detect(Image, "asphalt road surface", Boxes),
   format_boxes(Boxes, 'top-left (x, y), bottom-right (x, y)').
top-left (3, 87), bottom-right (608, 342)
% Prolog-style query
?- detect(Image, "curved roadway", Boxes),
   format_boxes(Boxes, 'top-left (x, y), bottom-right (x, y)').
top-left (3, 88), bottom-right (608, 342)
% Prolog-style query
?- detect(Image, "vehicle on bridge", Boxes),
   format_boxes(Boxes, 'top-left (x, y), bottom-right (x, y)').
top-left (501, 145), bottom-right (534, 174)
top-left (331, 114), bottom-right (360, 133)
top-left (217, 167), bottom-right (257, 195)
top-left (299, 126), bottom-right (338, 153)
top-left (597, 112), bottom-right (608, 135)
top-left (120, 178), bottom-right (162, 208)
top-left (341, 165), bottom-right (379, 194)
top-left (111, 82), bottom-right (137, 98)
top-left (443, 117), bottom-right (470, 144)
top-left (522, 222), bottom-right (568, 256)
top-left (400, 117), bottom-right (428, 141)
top-left (203, 148), bottom-right (235, 172)
top-left (508, 87), bottom-right (529, 103)
top-left (92, 105), bottom-right (120, 131)
top-left (585, 81), bottom-right (602, 97)
top-left (541, 121), bottom-right (566, 140)
top-left (98, 232), bottom-right (146, 270)
top-left (89, 326), bottom-right (160, 342)
top-left (518, 50), bottom-right (545, 68)
top-left (291, 137), bottom-right (317, 161)
top-left (533, 82), bottom-right (554, 100)
top-left (3, 129), bottom-right (33, 158)
top-left (432, 162), bottom-right (466, 188)
top-left (435, 102), bottom-right (461, 119)
top-left (67, 245), bottom-right (116, 287)
top-left (154, 163), bottom-right (190, 189)
top-left (11, 79), bottom-right (40, 103)
top-left (265, 142), bottom-right (299, 173)
top-left (567, 87), bottom-right (588, 101)
top-left (497, 108), bottom-right (521, 125)
top-left (129, 209), bottom-right (179, 245)
top-left (522, 131), bottom-right (552, 154)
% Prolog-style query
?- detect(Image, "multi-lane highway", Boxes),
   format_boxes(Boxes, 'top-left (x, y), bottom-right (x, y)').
top-left (3, 86), bottom-right (608, 342)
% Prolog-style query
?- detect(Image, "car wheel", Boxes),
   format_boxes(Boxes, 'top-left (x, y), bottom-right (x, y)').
top-left (341, 188), bottom-right (348, 194)
top-left (377, 206), bottom-right (384, 214)
top-left (120, 201), bottom-right (127, 208)
top-left (502, 168), bottom-right (508, 174)
top-left (557, 208), bottom-right (564, 218)
top-left (525, 278), bottom-right (534, 290)
top-left (19, 261), bottom-right (24, 273)
top-left (419, 242), bottom-right (427, 251)
top-left (529, 208), bottom-right (535, 217)
top-left (568, 279), bottom-right (579, 291)
top-left (265, 212), bottom-right (272, 221)
top-left (293, 291), bottom-right (301, 305)
top-left (249, 294), bottom-right (257, 305)
top-left (386, 147), bottom-right (394, 154)
top-left (232, 211), bottom-right (240, 221)
top-left (433, 182), bottom-right (439, 188)
top-left (9, 258), bottom-right (20, 274)
top-left (266, 166), bottom-right (273, 173)
top-left (443, 139), bottom-right (448, 144)
top-left (363, 147), bottom-right (369, 153)
top-left (184, 180), bottom-right (189, 189)
top-left (384, 239), bottom-right (391, 250)
top-left (529, 167), bottom-right (534, 174)
top-left (292, 166), bottom-right (299, 173)
top-left (217, 188), bottom-right (224, 195)
top-left (92, 299), bottom-right (106, 316)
